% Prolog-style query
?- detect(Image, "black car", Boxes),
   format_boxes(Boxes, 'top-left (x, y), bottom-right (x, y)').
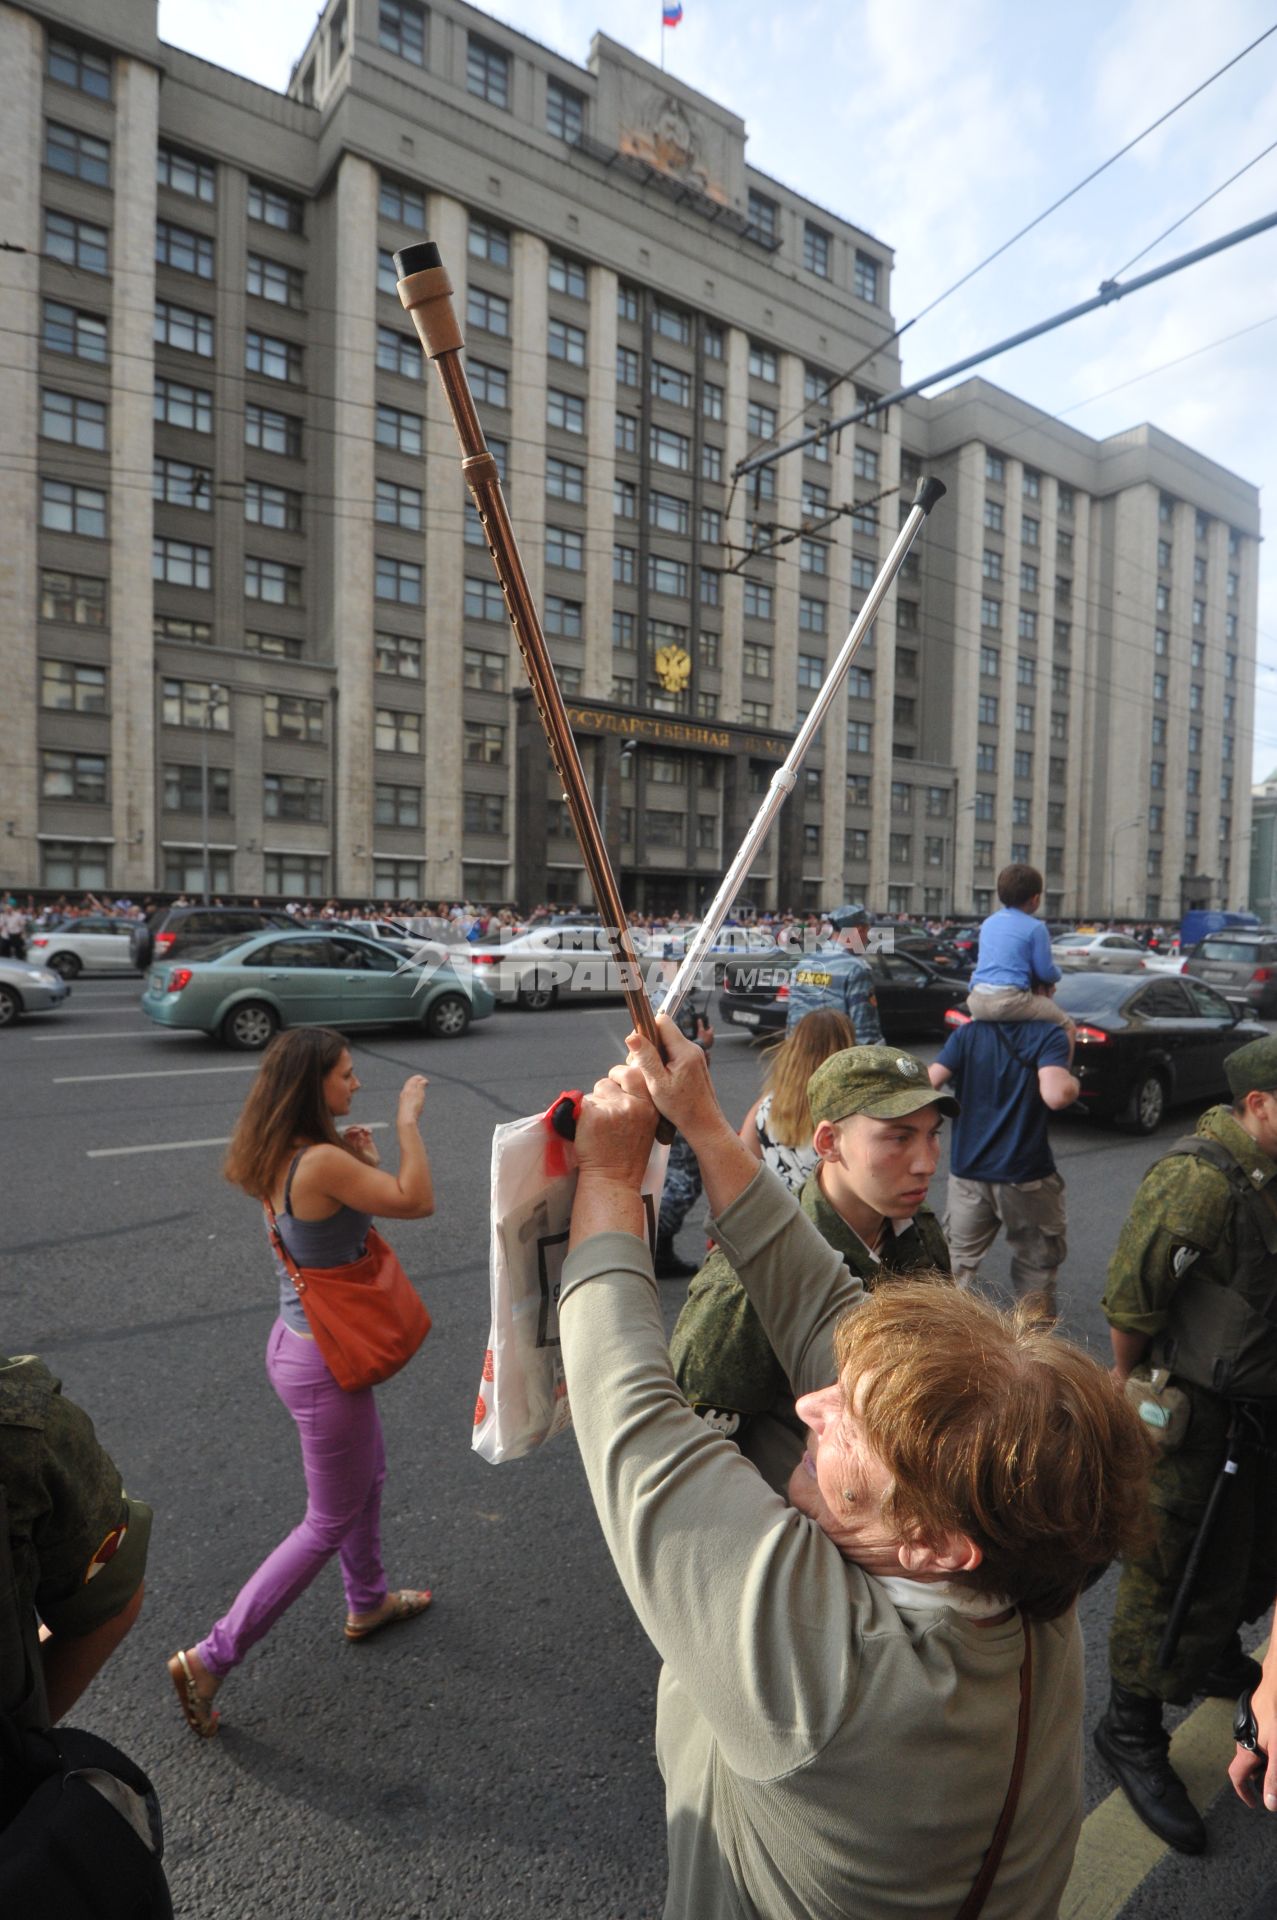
top-left (718, 947), bottom-right (969, 1041)
top-left (131, 904), bottom-right (296, 970)
top-left (879, 924), bottom-right (974, 977)
top-left (945, 970), bottom-right (1263, 1134)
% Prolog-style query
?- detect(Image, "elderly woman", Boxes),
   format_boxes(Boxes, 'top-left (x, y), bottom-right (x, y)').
top-left (562, 1015), bottom-right (1150, 1920)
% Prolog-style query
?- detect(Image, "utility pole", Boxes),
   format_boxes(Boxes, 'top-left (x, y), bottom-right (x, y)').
top-left (200, 682), bottom-right (223, 905)
top-left (1108, 813), bottom-right (1143, 919)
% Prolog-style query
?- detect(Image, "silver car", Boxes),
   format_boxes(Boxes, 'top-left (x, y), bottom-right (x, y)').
top-left (1051, 931), bottom-right (1148, 974)
top-left (26, 914), bottom-right (139, 978)
top-left (0, 958), bottom-right (72, 1027)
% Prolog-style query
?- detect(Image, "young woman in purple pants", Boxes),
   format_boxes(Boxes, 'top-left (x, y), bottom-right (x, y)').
top-left (167, 1027), bottom-right (435, 1737)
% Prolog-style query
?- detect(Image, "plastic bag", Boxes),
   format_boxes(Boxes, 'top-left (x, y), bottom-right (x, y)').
top-left (473, 1098), bottom-right (668, 1463)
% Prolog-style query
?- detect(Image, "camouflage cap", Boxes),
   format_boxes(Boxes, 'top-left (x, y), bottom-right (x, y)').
top-left (808, 1043), bottom-right (960, 1125)
top-left (1225, 1034), bottom-right (1277, 1100)
top-left (827, 902), bottom-right (871, 931)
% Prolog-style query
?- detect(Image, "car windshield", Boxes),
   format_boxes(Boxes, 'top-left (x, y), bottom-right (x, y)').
top-left (1196, 940), bottom-right (1262, 962)
top-left (1054, 973), bottom-right (1140, 1014)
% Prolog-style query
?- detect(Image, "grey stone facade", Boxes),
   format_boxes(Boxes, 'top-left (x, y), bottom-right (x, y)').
top-left (0, 0), bottom-right (1259, 917)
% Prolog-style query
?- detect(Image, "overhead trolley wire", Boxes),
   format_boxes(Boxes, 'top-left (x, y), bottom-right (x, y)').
top-left (1104, 134), bottom-right (1277, 282)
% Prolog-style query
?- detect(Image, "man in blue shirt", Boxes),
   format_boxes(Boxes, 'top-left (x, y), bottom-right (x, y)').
top-left (929, 1010), bottom-right (1079, 1319)
top-left (784, 903), bottom-right (882, 1044)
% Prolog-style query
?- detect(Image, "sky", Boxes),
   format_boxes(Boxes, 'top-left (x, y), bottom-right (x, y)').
top-left (157, 0), bottom-right (1277, 782)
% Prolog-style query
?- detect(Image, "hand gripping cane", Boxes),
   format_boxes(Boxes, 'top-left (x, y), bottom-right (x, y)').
top-left (394, 241), bottom-right (669, 1142)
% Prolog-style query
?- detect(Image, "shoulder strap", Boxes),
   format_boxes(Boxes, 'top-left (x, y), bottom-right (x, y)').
top-left (954, 1618), bottom-right (1033, 1920)
top-left (282, 1147), bottom-right (309, 1217)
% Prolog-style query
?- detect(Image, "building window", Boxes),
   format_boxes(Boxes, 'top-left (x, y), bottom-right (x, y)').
top-left (379, 0), bottom-right (426, 64)
top-left (650, 424), bottom-right (691, 471)
top-left (47, 33), bottom-right (111, 98)
top-left (547, 526), bottom-right (584, 571)
top-left (374, 326), bottom-right (420, 380)
top-left (612, 543), bottom-right (637, 586)
top-left (465, 219), bottom-right (511, 272)
top-left (700, 507), bottom-right (722, 547)
top-left (469, 359), bottom-right (508, 407)
top-left (374, 632), bottom-right (423, 678)
top-left (546, 77), bottom-right (585, 143)
top-left (245, 402), bottom-right (302, 456)
top-left (853, 250), bottom-right (879, 303)
top-left (467, 286), bottom-right (510, 337)
top-left (747, 341), bottom-right (778, 382)
top-left (983, 549), bottom-right (1003, 582)
top-left (245, 330), bottom-right (302, 384)
top-left (43, 299), bottom-right (107, 363)
top-left (740, 640), bottom-right (772, 679)
top-left (742, 580), bottom-right (773, 620)
top-left (851, 502), bottom-right (878, 538)
top-left (467, 36), bottom-right (510, 107)
top-left (156, 219), bottom-right (213, 278)
top-left (978, 694), bottom-right (999, 726)
top-left (548, 389), bottom-right (586, 435)
top-left (161, 678), bottom-right (228, 730)
top-left (45, 210), bottom-right (108, 275)
top-left (617, 283), bottom-right (640, 324)
top-left (162, 763), bottom-right (230, 813)
top-left (464, 575), bottom-right (505, 622)
top-left (41, 388), bottom-right (107, 451)
top-left (543, 596), bottom-right (582, 640)
top-left (40, 658), bottom-right (107, 714)
top-left (374, 781), bottom-right (422, 828)
top-left (247, 178), bottom-right (304, 234)
top-left (981, 599), bottom-right (1001, 631)
top-left (153, 538), bottom-right (211, 589)
top-left (155, 300), bottom-right (213, 357)
top-left (375, 403), bottom-right (422, 456)
top-left (464, 720), bottom-right (505, 763)
top-left (263, 853), bottom-right (325, 896)
top-left (374, 480), bottom-right (422, 531)
top-left (378, 176), bottom-right (425, 230)
top-left (1050, 712), bottom-right (1068, 741)
top-left (247, 254), bottom-right (304, 308)
top-left (980, 646), bottom-right (1000, 677)
top-left (547, 318), bottom-right (587, 367)
top-left (155, 614), bottom-right (211, 645)
top-left (1016, 655), bottom-right (1036, 687)
top-left (1017, 609), bottom-right (1037, 641)
top-left (803, 222), bottom-right (831, 276)
top-left (40, 749), bottom-right (108, 808)
top-left (850, 556), bottom-right (876, 591)
top-left (985, 451), bottom-right (1006, 484)
top-left (1020, 562), bottom-right (1038, 593)
top-left (155, 456), bottom-right (213, 511)
top-left (245, 556), bottom-right (302, 605)
top-left (264, 773), bottom-right (324, 822)
top-left (651, 301), bottom-right (691, 345)
top-left (1022, 468), bottom-right (1041, 499)
top-left (846, 667), bottom-right (873, 700)
top-left (45, 120), bottom-right (109, 186)
top-left (652, 361), bottom-right (693, 408)
top-left (701, 443), bottom-right (723, 483)
top-left (983, 499), bottom-right (1004, 533)
top-left (157, 143), bottom-right (215, 202)
top-left (375, 555), bottom-right (421, 605)
top-left (1014, 748), bottom-right (1033, 779)
top-left (40, 571), bottom-right (107, 628)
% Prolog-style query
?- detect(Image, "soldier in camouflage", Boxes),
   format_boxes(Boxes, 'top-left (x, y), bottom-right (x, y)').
top-left (671, 1044), bottom-right (953, 1491)
top-left (1095, 1033), bottom-right (1277, 1855)
top-left (1, 1353), bottom-right (152, 1730)
top-left (784, 903), bottom-right (883, 1044)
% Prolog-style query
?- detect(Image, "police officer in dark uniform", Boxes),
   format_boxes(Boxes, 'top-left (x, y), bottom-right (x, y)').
top-left (1095, 1034), bottom-right (1277, 1853)
top-left (784, 903), bottom-right (882, 1043)
top-left (1, 1352), bottom-right (152, 1731)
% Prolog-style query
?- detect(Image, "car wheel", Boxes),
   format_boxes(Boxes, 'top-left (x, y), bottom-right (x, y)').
top-left (424, 992), bottom-right (471, 1039)
top-left (48, 952), bottom-right (81, 981)
top-left (221, 1001), bottom-right (279, 1051)
top-left (0, 986), bottom-right (20, 1028)
top-left (1124, 1070), bottom-right (1167, 1135)
top-left (517, 975), bottom-right (558, 1012)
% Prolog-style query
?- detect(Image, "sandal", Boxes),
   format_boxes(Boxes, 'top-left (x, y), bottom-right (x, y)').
top-left (344, 1588), bottom-right (433, 1642)
top-left (167, 1649), bottom-right (220, 1739)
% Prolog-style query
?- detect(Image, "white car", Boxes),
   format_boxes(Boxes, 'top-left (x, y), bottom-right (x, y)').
top-left (1050, 931), bottom-right (1148, 973)
top-left (25, 914), bottom-right (139, 978)
top-left (0, 957), bottom-right (72, 1026)
top-left (470, 924), bottom-right (652, 1010)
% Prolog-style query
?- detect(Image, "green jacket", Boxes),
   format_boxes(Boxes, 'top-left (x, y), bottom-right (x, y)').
top-left (1, 1355), bottom-right (152, 1726)
top-left (1103, 1105), bottom-right (1276, 1337)
top-left (670, 1171), bottom-right (950, 1490)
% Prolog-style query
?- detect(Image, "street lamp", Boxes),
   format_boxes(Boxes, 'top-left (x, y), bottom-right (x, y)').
top-left (200, 682), bottom-right (223, 905)
top-left (1108, 813), bottom-right (1143, 920)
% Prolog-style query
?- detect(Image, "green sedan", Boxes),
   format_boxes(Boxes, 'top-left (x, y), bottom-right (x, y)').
top-left (141, 929), bottom-right (495, 1049)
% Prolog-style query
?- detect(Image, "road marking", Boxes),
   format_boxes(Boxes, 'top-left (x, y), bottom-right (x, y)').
top-left (55, 1064), bottom-right (261, 1085)
top-left (1062, 1645), bottom-right (1268, 1918)
top-left (86, 1121), bottom-right (388, 1159)
top-left (31, 1031), bottom-right (160, 1043)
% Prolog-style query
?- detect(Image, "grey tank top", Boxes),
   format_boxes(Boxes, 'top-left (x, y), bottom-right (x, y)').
top-left (272, 1146), bottom-right (373, 1334)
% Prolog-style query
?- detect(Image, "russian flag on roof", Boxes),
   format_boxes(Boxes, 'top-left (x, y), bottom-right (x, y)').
top-left (663, 1), bottom-right (683, 24)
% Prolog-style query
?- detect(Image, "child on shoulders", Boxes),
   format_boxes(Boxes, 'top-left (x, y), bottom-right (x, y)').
top-left (967, 863), bottom-right (1074, 1043)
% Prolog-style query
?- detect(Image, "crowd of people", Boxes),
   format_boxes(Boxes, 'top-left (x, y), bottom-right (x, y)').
top-left (4, 861), bottom-right (1277, 1916)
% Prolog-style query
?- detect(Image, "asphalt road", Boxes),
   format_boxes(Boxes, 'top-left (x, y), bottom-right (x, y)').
top-left (3, 977), bottom-right (1275, 1919)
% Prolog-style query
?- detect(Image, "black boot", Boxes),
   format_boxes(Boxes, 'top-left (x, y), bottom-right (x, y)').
top-left (1093, 1681), bottom-right (1206, 1854)
top-left (654, 1234), bottom-right (698, 1280)
top-left (1198, 1634), bottom-right (1264, 1699)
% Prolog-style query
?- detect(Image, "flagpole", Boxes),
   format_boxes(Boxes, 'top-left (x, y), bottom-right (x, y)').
top-left (661, 18), bottom-right (665, 69)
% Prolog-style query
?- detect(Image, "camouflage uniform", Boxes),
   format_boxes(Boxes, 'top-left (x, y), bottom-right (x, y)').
top-left (1, 1354), bottom-right (152, 1727)
top-left (671, 1172), bottom-right (950, 1492)
top-left (1103, 1105), bottom-right (1277, 1705)
top-left (784, 942), bottom-right (882, 1043)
